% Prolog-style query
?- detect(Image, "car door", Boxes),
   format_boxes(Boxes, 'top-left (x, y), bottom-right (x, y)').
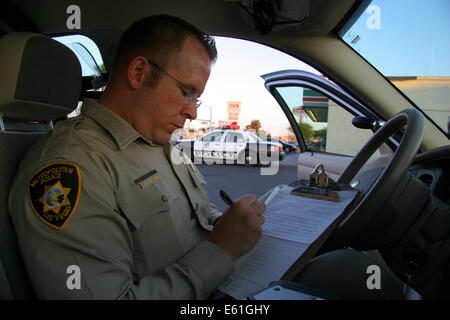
top-left (223, 131), bottom-right (246, 162)
top-left (193, 130), bottom-right (224, 161)
top-left (211, 131), bottom-right (227, 161)
top-left (263, 70), bottom-right (394, 181)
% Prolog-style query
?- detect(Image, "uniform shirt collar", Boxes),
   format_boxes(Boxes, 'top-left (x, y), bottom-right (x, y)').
top-left (80, 98), bottom-right (160, 150)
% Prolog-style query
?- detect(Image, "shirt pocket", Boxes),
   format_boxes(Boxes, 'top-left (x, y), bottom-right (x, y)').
top-left (117, 180), bottom-right (170, 230)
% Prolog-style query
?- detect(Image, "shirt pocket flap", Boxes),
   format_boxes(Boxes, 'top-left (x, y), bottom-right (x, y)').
top-left (117, 182), bottom-right (170, 229)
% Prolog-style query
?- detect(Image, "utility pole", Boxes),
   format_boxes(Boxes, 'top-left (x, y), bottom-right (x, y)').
top-left (203, 104), bottom-right (213, 130)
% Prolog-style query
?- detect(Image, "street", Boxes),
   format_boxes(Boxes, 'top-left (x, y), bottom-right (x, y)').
top-left (196, 152), bottom-right (300, 212)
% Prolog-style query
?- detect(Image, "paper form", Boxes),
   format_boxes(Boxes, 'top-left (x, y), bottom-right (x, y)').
top-left (263, 188), bottom-right (358, 243)
top-left (219, 185), bottom-right (358, 299)
top-left (219, 236), bottom-right (308, 299)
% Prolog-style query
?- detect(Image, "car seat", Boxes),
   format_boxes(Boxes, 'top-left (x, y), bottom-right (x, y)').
top-left (0, 32), bottom-right (81, 299)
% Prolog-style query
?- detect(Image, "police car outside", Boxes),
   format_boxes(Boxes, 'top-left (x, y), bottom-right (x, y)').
top-left (177, 129), bottom-right (285, 166)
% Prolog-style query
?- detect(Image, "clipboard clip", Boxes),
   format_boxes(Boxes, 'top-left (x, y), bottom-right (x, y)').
top-left (308, 163), bottom-right (337, 189)
top-left (291, 163), bottom-right (340, 202)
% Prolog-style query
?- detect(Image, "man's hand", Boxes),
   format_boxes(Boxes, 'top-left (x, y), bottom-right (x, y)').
top-left (208, 194), bottom-right (266, 261)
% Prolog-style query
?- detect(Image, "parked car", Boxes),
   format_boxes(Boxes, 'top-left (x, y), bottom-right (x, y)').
top-left (0, 0), bottom-right (448, 300)
top-left (289, 141), bottom-right (300, 152)
top-left (264, 138), bottom-right (297, 153)
top-left (177, 130), bottom-right (285, 166)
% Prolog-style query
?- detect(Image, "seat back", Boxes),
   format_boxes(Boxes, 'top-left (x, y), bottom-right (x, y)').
top-left (0, 130), bottom-right (46, 299)
top-left (0, 32), bottom-right (81, 299)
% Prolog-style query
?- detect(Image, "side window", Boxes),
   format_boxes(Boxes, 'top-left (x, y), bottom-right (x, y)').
top-left (275, 86), bottom-right (380, 157)
top-left (202, 132), bottom-right (223, 142)
top-left (53, 34), bottom-right (105, 76)
top-left (225, 132), bottom-right (244, 143)
top-left (53, 34), bottom-right (106, 118)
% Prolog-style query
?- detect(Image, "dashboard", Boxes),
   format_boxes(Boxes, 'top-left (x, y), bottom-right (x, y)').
top-left (410, 145), bottom-right (450, 205)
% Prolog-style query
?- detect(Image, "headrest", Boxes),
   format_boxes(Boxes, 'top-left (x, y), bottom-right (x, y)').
top-left (0, 32), bottom-right (81, 122)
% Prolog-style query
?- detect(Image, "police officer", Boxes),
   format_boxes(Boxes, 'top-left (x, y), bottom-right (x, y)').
top-left (10, 15), bottom-right (265, 299)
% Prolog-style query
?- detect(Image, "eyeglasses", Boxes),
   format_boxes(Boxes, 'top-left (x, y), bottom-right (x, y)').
top-left (146, 58), bottom-right (202, 108)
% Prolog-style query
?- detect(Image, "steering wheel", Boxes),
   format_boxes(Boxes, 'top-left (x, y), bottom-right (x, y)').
top-left (325, 108), bottom-right (426, 250)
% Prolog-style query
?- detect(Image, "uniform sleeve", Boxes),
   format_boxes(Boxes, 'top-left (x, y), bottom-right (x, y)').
top-left (208, 202), bottom-right (223, 225)
top-left (9, 151), bottom-right (233, 299)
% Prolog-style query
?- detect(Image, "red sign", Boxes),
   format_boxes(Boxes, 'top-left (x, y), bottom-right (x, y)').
top-left (227, 101), bottom-right (241, 112)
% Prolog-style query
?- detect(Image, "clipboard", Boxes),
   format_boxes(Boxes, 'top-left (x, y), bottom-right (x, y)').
top-left (220, 182), bottom-right (359, 300)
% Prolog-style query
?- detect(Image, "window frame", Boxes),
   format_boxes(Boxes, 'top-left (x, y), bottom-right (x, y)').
top-left (262, 70), bottom-right (400, 154)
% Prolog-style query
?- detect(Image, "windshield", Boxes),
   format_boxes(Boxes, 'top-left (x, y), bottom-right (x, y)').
top-left (339, 0), bottom-right (450, 134)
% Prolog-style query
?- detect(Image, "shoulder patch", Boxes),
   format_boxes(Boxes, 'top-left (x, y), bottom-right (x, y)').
top-left (28, 162), bottom-right (81, 230)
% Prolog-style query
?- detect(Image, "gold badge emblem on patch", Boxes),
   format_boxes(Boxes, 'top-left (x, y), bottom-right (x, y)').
top-left (28, 162), bottom-right (81, 230)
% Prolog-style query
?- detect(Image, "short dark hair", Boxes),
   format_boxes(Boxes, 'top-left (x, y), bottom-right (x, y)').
top-left (112, 14), bottom-right (217, 86)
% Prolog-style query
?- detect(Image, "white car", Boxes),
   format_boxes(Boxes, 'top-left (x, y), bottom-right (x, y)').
top-left (177, 130), bottom-right (285, 166)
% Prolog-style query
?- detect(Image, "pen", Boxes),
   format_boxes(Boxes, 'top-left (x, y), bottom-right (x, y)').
top-left (264, 185), bottom-right (282, 206)
top-left (220, 189), bottom-right (234, 207)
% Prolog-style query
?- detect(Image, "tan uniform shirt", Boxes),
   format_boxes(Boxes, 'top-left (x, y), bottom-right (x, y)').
top-left (9, 99), bottom-right (233, 299)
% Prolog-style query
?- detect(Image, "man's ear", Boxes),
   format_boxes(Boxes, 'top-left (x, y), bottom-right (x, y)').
top-left (127, 57), bottom-right (148, 90)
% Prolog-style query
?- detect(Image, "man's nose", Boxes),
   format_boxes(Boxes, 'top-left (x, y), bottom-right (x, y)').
top-left (182, 102), bottom-right (197, 120)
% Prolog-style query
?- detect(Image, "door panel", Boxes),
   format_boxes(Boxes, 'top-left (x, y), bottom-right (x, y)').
top-left (194, 131), bottom-right (224, 160)
top-left (224, 132), bottom-right (245, 160)
top-left (297, 143), bottom-right (393, 181)
top-left (297, 152), bottom-right (352, 181)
